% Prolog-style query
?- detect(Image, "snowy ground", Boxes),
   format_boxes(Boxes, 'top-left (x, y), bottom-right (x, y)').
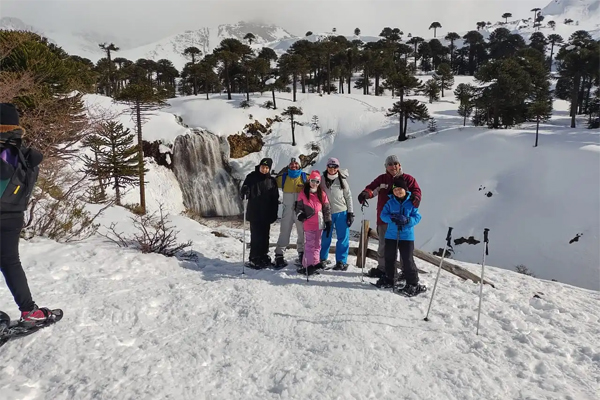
top-left (1, 206), bottom-right (599, 400)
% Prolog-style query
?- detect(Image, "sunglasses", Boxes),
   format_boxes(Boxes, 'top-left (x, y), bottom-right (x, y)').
top-left (327, 164), bottom-right (339, 169)
top-left (387, 162), bottom-right (400, 166)
top-left (309, 179), bottom-right (320, 184)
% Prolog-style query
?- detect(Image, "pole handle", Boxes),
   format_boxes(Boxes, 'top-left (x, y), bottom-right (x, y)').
top-left (483, 228), bottom-right (489, 256)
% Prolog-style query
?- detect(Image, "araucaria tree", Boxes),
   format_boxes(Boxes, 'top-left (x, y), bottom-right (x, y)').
top-left (83, 121), bottom-right (140, 204)
top-left (387, 100), bottom-right (430, 141)
top-left (434, 63), bottom-right (454, 97)
top-left (282, 106), bottom-right (304, 146)
top-left (422, 79), bottom-right (441, 103)
top-left (454, 83), bottom-right (476, 126)
top-left (116, 68), bottom-right (168, 213)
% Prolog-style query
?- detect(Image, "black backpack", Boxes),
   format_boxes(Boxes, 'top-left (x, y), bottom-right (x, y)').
top-left (0, 141), bottom-right (43, 213)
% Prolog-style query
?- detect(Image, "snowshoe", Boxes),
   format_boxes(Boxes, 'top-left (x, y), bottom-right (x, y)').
top-left (332, 261), bottom-right (348, 271)
top-left (245, 259), bottom-right (268, 270)
top-left (1, 309), bottom-right (63, 348)
top-left (320, 259), bottom-right (333, 269)
top-left (396, 283), bottom-right (427, 297)
top-left (371, 276), bottom-right (395, 289)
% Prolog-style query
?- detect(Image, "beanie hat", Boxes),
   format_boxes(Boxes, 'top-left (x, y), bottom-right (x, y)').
top-left (392, 176), bottom-right (408, 191)
top-left (309, 170), bottom-right (321, 181)
top-left (384, 155), bottom-right (399, 167)
top-left (0, 103), bottom-right (22, 135)
top-left (327, 157), bottom-right (340, 167)
top-left (258, 157), bottom-right (273, 169)
top-left (289, 157), bottom-right (300, 165)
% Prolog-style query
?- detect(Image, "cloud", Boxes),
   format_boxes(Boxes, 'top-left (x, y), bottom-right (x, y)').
top-left (3, 0), bottom-right (545, 46)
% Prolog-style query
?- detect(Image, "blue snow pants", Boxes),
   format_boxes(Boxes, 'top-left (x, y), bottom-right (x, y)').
top-left (320, 210), bottom-right (350, 264)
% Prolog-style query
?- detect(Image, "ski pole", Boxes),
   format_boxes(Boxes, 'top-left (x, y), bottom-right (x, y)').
top-left (476, 228), bottom-right (489, 335)
top-left (241, 197), bottom-right (248, 275)
top-left (424, 227), bottom-right (453, 321)
top-left (360, 199), bottom-right (369, 283)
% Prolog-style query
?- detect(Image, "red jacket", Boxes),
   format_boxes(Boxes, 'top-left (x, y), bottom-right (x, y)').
top-left (363, 172), bottom-right (421, 225)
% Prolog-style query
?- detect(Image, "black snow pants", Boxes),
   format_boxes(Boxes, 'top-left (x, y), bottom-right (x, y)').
top-left (384, 239), bottom-right (419, 285)
top-left (249, 221), bottom-right (271, 261)
top-left (0, 214), bottom-right (35, 312)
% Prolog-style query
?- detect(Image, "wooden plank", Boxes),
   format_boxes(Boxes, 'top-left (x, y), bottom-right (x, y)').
top-left (366, 228), bottom-right (495, 288)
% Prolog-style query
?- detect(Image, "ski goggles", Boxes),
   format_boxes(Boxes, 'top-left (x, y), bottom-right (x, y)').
top-left (309, 179), bottom-right (320, 184)
top-left (327, 164), bottom-right (339, 169)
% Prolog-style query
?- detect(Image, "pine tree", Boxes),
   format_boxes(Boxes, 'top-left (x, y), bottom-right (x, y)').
top-left (387, 99), bottom-right (430, 141)
top-left (502, 13), bottom-right (512, 24)
top-left (354, 28), bottom-right (361, 37)
top-left (183, 47), bottom-right (202, 95)
top-left (434, 63), bottom-right (454, 97)
top-left (528, 98), bottom-right (553, 147)
top-left (99, 42), bottom-right (119, 97)
top-left (115, 70), bottom-right (167, 213)
top-left (422, 79), bottom-right (441, 103)
top-left (455, 83), bottom-right (476, 126)
top-left (429, 22), bottom-right (442, 38)
top-left (282, 106), bottom-right (304, 146)
top-left (82, 134), bottom-right (108, 203)
top-left (428, 118), bottom-right (438, 132)
top-left (83, 121), bottom-right (140, 204)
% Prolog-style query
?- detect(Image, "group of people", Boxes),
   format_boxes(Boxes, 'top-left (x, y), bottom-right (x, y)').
top-left (240, 153), bottom-right (427, 296)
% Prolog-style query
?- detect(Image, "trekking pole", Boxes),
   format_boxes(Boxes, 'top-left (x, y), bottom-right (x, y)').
top-left (424, 227), bottom-right (453, 321)
top-left (476, 228), bottom-right (489, 335)
top-left (360, 200), bottom-right (369, 283)
top-left (393, 223), bottom-right (401, 293)
top-left (241, 197), bottom-right (248, 275)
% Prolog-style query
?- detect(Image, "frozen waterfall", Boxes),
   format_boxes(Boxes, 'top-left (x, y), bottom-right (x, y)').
top-left (172, 130), bottom-right (242, 217)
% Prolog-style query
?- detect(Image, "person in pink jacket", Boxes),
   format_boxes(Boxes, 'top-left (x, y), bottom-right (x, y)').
top-left (294, 171), bottom-right (332, 276)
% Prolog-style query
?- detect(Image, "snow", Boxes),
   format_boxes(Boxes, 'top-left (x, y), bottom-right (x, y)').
top-left (1, 205), bottom-right (599, 399)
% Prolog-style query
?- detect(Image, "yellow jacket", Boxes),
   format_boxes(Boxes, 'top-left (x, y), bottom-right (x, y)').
top-left (276, 173), bottom-right (306, 193)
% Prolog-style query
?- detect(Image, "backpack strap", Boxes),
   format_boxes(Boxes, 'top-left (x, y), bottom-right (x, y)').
top-left (301, 172), bottom-right (307, 183)
top-left (281, 172), bottom-right (287, 188)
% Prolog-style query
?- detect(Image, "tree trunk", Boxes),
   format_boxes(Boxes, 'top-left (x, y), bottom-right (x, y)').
top-left (441, 77), bottom-right (445, 97)
top-left (271, 89), bottom-right (277, 109)
top-left (225, 61), bottom-right (232, 100)
top-left (534, 116), bottom-right (540, 147)
top-left (291, 117), bottom-right (296, 146)
top-left (549, 43), bottom-right (555, 70)
top-left (301, 74), bottom-right (306, 93)
top-left (463, 111), bottom-right (467, 126)
top-left (375, 75), bottom-right (380, 96)
top-left (570, 72), bottom-right (581, 128)
top-left (584, 80), bottom-right (592, 113)
top-left (578, 76), bottom-right (586, 114)
top-left (293, 73), bottom-right (297, 102)
top-left (327, 54), bottom-right (331, 94)
top-left (246, 73), bottom-right (250, 102)
top-left (347, 73), bottom-right (351, 94)
top-left (135, 100), bottom-right (146, 214)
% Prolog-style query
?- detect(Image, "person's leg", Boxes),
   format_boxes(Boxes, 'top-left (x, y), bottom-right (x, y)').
top-left (249, 221), bottom-right (261, 262)
top-left (377, 223), bottom-right (387, 271)
top-left (275, 203), bottom-right (294, 257)
top-left (303, 230), bottom-right (320, 267)
top-left (384, 238), bottom-right (398, 283)
top-left (334, 211), bottom-right (350, 264)
top-left (0, 216), bottom-right (35, 312)
top-left (398, 241), bottom-right (418, 285)
top-left (260, 223), bottom-right (271, 258)
top-left (320, 213), bottom-right (335, 262)
top-left (295, 217), bottom-right (305, 256)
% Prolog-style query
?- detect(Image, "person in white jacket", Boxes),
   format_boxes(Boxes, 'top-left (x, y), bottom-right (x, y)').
top-left (319, 157), bottom-right (354, 270)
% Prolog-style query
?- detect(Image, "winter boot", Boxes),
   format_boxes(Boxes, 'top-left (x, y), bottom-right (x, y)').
top-left (399, 283), bottom-right (428, 297)
top-left (260, 255), bottom-right (273, 267)
top-left (366, 268), bottom-right (385, 278)
top-left (374, 276), bottom-right (394, 288)
top-left (19, 306), bottom-right (54, 328)
top-left (297, 252), bottom-right (304, 264)
top-left (247, 257), bottom-right (267, 270)
top-left (333, 261), bottom-right (348, 271)
top-left (274, 255), bottom-right (287, 269)
top-left (297, 264), bottom-right (320, 276)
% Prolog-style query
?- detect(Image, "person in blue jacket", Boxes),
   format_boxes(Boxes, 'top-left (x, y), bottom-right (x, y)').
top-left (378, 176), bottom-right (427, 296)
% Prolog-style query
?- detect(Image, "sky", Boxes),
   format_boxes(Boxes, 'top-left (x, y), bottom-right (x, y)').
top-left (2, 0), bottom-right (551, 47)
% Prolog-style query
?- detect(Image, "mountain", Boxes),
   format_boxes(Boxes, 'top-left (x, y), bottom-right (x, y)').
top-left (542, 0), bottom-right (600, 22)
top-left (0, 17), bottom-right (41, 34)
top-left (108, 21), bottom-right (295, 70)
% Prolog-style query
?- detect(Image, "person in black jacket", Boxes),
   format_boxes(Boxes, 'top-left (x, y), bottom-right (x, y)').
top-left (240, 158), bottom-right (279, 268)
top-left (1, 103), bottom-right (59, 327)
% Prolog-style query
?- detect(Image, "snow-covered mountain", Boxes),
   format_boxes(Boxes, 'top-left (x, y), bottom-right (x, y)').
top-left (542, 0), bottom-right (600, 22)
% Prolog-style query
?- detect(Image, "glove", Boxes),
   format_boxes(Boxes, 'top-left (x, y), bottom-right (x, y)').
top-left (297, 212), bottom-right (307, 222)
top-left (346, 212), bottom-right (354, 227)
top-left (240, 185), bottom-right (249, 200)
top-left (324, 221), bottom-right (332, 237)
top-left (358, 191), bottom-right (368, 205)
top-left (391, 214), bottom-right (409, 226)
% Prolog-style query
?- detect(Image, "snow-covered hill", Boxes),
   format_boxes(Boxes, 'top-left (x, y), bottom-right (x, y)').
top-left (542, 0), bottom-right (600, 22)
